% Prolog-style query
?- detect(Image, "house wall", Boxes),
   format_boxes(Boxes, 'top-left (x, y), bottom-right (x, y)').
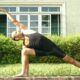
top-left (65, 0), bottom-right (80, 35)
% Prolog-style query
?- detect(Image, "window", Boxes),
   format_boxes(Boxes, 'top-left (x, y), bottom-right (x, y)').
top-left (7, 15), bottom-right (16, 37)
top-left (41, 15), bottom-right (51, 35)
top-left (20, 7), bottom-right (38, 12)
top-left (51, 15), bottom-right (61, 35)
top-left (5, 6), bottom-right (62, 37)
top-left (20, 15), bottom-right (28, 26)
top-left (3, 7), bottom-right (16, 12)
top-left (30, 15), bottom-right (38, 32)
top-left (42, 7), bottom-right (60, 12)
top-left (0, 14), bottom-right (7, 35)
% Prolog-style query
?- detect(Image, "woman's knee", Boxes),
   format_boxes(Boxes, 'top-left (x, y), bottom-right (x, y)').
top-left (21, 48), bottom-right (30, 56)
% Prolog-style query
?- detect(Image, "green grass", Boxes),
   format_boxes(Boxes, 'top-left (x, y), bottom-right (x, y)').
top-left (0, 63), bottom-right (80, 77)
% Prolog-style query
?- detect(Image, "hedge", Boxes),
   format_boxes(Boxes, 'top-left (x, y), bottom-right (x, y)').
top-left (0, 34), bottom-right (22, 64)
top-left (0, 34), bottom-right (80, 64)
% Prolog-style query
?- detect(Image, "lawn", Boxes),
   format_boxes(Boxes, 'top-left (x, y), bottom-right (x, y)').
top-left (0, 63), bottom-right (80, 77)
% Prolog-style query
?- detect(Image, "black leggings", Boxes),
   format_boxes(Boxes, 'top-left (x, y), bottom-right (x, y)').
top-left (32, 37), bottom-right (66, 58)
top-left (26, 33), bottom-right (66, 58)
top-left (35, 43), bottom-right (66, 58)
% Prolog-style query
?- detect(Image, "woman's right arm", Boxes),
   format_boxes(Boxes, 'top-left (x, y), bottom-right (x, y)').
top-left (0, 8), bottom-right (27, 30)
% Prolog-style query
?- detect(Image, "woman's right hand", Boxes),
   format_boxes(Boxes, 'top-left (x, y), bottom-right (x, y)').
top-left (0, 8), bottom-right (7, 12)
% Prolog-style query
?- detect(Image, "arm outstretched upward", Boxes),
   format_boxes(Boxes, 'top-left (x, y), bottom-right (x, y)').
top-left (0, 8), bottom-right (27, 30)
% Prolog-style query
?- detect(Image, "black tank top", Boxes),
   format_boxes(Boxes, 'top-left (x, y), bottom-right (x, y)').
top-left (23, 33), bottom-right (42, 49)
top-left (23, 32), bottom-right (54, 51)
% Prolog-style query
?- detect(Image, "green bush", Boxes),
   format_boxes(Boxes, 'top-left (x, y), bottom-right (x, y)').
top-left (0, 34), bottom-right (22, 64)
top-left (30, 35), bottom-right (80, 63)
top-left (0, 34), bottom-right (80, 64)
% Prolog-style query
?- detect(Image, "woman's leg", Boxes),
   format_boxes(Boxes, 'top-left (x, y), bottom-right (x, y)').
top-left (15, 46), bottom-right (36, 77)
top-left (63, 55), bottom-right (80, 68)
top-left (49, 42), bottom-right (80, 68)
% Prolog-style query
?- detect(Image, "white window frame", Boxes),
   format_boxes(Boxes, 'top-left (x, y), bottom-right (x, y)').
top-left (0, 4), bottom-right (66, 36)
top-left (60, 3), bottom-right (66, 36)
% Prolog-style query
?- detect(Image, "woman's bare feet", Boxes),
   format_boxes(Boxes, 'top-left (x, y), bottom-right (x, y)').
top-left (13, 73), bottom-right (28, 77)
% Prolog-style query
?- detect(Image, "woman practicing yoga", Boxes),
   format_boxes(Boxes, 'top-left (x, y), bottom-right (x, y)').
top-left (0, 8), bottom-right (80, 77)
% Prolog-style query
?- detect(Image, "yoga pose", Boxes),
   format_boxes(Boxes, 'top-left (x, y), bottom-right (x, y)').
top-left (0, 8), bottom-right (80, 77)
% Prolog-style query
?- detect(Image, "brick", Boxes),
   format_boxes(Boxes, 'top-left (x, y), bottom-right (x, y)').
top-left (0, 76), bottom-right (80, 80)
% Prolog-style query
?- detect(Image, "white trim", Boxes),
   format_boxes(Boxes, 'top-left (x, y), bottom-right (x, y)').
top-left (0, 2), bottom-right (64, 6)
top-left (28, 15), bottom-right (30, 29)
top-left (7, 15), bottom-right (8, 36)
top-left (60, 2), bottom-right (66, 36)
top-left (16, 14), bottom-right (19, 31)
top-left (58, 14), bottom-right (60, 36)
top-left (50, 15), bottom-right (51, 35)
top-left (38, 15), bottom-right (41, 33)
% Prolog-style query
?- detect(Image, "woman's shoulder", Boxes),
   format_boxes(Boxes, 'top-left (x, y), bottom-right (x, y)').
top-left (21, 29), bottom-right (36, 35)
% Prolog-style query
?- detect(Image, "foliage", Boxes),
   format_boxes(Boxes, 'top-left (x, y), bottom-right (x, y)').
top-left (0, 34), bottom-right (22, 64)
top-left (0, 34), bottom-right (80, 64)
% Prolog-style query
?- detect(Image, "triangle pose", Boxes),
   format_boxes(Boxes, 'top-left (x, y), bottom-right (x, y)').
top-left (0, 8), bottom-right (80, 77)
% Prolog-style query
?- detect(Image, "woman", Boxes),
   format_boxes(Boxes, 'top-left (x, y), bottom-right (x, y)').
top-left (0, 8), bottom-right (80, 77)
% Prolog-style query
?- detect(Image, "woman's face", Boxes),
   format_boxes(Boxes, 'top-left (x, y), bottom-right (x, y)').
top-left (11, 31), bottom-right (23, 41)
top-left (13, 35), bottom-right (21, 41)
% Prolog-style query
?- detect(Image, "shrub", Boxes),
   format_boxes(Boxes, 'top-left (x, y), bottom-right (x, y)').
top-left (30, 35), bottom-right (80, 63)
top-left (0, 34), bottom-right (22, 64)
top-left (0, 34), bottom-right (80, 64)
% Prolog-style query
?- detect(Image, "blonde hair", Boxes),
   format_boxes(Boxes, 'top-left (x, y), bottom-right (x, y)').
top-left (11, 31), bottom-right (22, 40)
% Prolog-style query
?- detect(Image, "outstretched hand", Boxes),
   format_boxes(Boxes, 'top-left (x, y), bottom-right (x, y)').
top-left (0, 8), bottom-right (6, 12)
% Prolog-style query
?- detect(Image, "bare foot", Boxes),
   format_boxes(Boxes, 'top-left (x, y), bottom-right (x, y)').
top-left (12, 73), bottom-right (28, 77)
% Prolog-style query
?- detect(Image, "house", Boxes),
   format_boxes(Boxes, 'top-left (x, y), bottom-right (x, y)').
top-left (0, 0), bottom-right (80, 37)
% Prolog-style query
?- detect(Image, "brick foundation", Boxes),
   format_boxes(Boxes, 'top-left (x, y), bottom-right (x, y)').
top-left (0, 76), bottom-right (80, 80)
